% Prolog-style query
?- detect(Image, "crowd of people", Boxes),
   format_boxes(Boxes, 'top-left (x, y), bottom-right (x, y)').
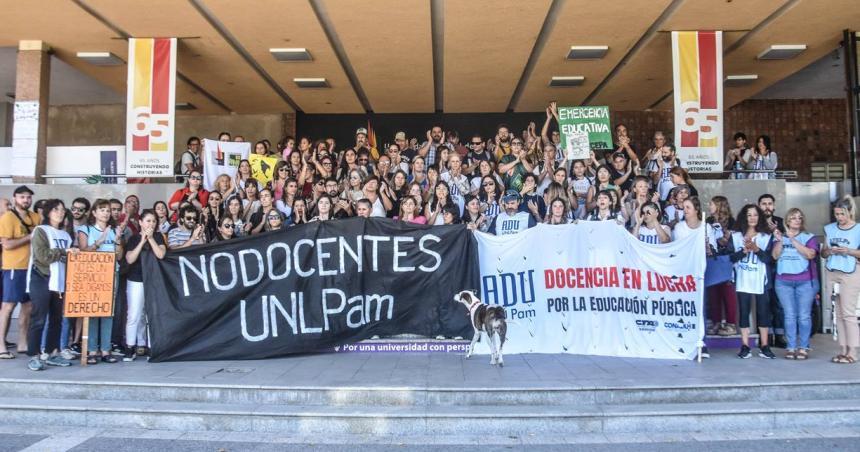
top-left (0, 102), bottom-right (856, 370)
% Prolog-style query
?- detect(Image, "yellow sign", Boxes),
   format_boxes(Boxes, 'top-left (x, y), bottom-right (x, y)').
top-left (249, 154), bottom-right (278, 186)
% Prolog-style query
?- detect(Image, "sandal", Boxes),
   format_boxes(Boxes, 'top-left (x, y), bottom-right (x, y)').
top-left (796, 349), bottom-right (809, 360)
top-left (86, 355), bottom-right (98, 365)
top-left (0, 351), bottom-right (15, 359)
top-left (784, 351), bottom-right (796, 360)
top-left (836, 356), bottom-right (857, 364)
top-left (101, 355), bottom-right (118, 364)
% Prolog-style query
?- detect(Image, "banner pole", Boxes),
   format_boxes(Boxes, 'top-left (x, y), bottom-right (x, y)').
top-left (81, 317), bottom-right (89, 367)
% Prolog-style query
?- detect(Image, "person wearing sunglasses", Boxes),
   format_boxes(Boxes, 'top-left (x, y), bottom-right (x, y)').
top-left (167, 205), bottom-right (205, 250)
top-left (264, 210), bottom-right (286, 232)
top-left (167, 170), bottom-right (209, 222)
top-left (211, 216), bottom-right (237, 242)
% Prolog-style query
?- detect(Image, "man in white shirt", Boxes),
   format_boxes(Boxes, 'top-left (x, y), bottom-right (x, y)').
top-left (489, 190), bottom-right (537, 236)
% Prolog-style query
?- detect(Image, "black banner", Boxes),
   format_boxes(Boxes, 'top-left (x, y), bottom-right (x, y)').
top-left (143, 218), bottom-right (478, 362)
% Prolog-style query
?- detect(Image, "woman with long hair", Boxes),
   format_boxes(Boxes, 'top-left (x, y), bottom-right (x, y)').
top-left (632, 202), bottom-right (671, 244)
top-left (469, 160), bottom-right (500, 196)
top-left (395, 195), bottom-right (427, 225)
top-left (242, 179), bottom-right (261, 224)
top-left (730, 204), bottom-right (776, 359)
top-left (224, 196), bottom-right (245, 237)
top-left (521, 173), bottom-right (545, 223)
top-left (478, 175), bottom-right (502, 224)
top-left (407, 182), bottom-right (426, 209)
top-left (264, 210), bottom-right (286, 232)
top-left (210, 215), bottom-right (236, 242)
top-left (336, 148), bottom-right (358, 181)
top-left (213, 173), bottom-right (240, 208)
top-left (586, 165), bottom-right (620, 212)
top-left (773, 207), bottom-right (819, 360)
top-left (543, 182), bottom-right (573, 223)
top-left (235, 159), bottom-right (256, 197)
top-left (201, 190), bottom-right (223, 242)
top-left (747, 135), bottom-right (778, 180)
top-left (706, 196), bottom-right (739, 336)
top-left (122, 209), bottom-right (165, 361)
top-left (669, 166), bottom-right (698, 197)
top-left (427, 181), bottom-right (455, 226)
top-left (570, 160), bottom-right (593, 220)
top-left (343, 169), bottom-right (366, 204)
top-left (290, 197), bottom-right (309, 225)
top-left (408, 156), bottom-right (428, 189)
top-left (271, 161), bottom-right (290, 201)
top-left (152, 201), bottom-right (171, 236)
top-left (24, 199), bottom-right (74, 371)
top-left (545, 197), bottom-right (572, 225)
top-left (77, 199), bottom-right (123, 364)
top-left (462, 195), bottom-right (487, 232)
top-left (276, 178), bottom-right (300, 218)
top-left (310, 195), bottom-right (335, 222)
top-left (822, 196), bottom-right (860, 363)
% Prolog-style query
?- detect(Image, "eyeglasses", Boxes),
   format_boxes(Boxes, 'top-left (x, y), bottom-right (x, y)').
top-left (316, 181), bottom-right (325, 186)
top-left (512, 142), bottom-right (524, 146)
top-left (71, 207), bottom-right (86, 213)
top-left (358, 158), bottom-right (369, 162)
top-left (189, 175), bottom-right (202, 180)
top-left (483, 182), bottom-right (494, 187)
top-left (222, 223), bottom-right (234, 228)
top-left (278, 168), bottom-right (288, 172)
top-left (184, 217), bottom-right (197, 222)
top-left (268, 216), bottom-right (281, 221)
top-left (470, 142), bottom-right (483, 146)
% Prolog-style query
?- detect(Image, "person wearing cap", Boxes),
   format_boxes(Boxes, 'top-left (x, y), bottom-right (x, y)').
top-left (0, 186), bottom-right (41, 360)
top-left (354, 127), bottom-right (380, 161)
top-left (394, 131), bottom-right (414, 162)
top-left (488, 190), bottom-right (536, 236)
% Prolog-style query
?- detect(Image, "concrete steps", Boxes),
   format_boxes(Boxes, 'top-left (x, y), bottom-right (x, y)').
top-left (4, 378), bottom-right (860, 407)
top-left (1, 396), bottom-right (858, 435)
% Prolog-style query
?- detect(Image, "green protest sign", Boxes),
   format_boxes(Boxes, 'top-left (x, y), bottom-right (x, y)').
top-left (558, 106), bottom-right (612, 153)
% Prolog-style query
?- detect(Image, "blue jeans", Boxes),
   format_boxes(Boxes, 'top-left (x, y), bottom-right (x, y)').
top-left (88, 317), bottom-right (113, 353)
top-left (775, 279), bottom-right (816, 350)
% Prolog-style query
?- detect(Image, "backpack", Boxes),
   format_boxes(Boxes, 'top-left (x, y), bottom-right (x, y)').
top-left (174, 150), bottom-right (198, 175)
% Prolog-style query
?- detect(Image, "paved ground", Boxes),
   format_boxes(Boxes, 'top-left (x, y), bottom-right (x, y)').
top-left (0, 335), bottom-right (855, 389)
top-left (1, 426), bottom-right (860, 451)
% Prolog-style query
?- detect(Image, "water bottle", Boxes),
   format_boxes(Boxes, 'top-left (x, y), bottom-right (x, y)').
top-left (734, 160), bottom-right (742, 179)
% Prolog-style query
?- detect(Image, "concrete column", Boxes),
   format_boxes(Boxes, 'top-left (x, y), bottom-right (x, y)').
top-left (12, 40), bottom-right (50, 183)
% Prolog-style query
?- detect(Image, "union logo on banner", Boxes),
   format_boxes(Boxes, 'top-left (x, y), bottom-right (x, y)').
top-left (671, 31), bottom-right (723, 173)
top-left (126, 38), bottom-right (177, 177)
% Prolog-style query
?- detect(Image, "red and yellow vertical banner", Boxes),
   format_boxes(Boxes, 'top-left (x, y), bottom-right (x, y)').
top-left (672, 31), bottom-right (723, 173)
top-left (126, 38), bottom-right (176, 177)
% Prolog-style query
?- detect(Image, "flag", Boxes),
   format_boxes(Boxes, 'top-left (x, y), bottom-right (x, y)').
top-left (367, 119), bottom-right (377, 149)
top-left (672, 31), bottom-right (723, 173)
top-left (126, 38), bottom-right (177, 177)
top-left (202, 139), bottom-right (250, 191)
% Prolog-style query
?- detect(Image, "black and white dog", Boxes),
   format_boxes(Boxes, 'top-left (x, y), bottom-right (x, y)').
top-left (454, 290), bottom-right (507, 366)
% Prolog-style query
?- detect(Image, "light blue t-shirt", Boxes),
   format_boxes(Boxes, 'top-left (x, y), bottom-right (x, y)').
top-left (824, 223), bottom-right (860, 273)
top-left (77, 224), bottom-right (118, 252)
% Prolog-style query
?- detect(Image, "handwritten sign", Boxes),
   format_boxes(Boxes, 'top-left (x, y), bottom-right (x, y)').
top-left (64, 251), bottom-right (116, 318)
top-left (565, 131), bottom-right (591, 161)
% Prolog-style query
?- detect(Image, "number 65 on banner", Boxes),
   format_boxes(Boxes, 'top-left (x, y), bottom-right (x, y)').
top-left (679, 101), bottom-right (719, 142)
top-left (131, 106), bottom-right (170, 152)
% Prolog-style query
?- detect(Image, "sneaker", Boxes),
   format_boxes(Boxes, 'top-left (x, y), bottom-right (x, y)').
top-left (111, 343), bottom-right (125, 356)
top-left (706, 324), bottom-right (719, 335)
top-left (737, 345), bottom-right (752, 359)
top-left (700, 346), bottom-right (710, 359)
top-left (122, 348), bottom-right (136, 362)
top-left (45, 355), bottom-right (71, 367)
top-left (135, 347), bottom-right (148, 357)
top-left (60, 349), bottom-right (75, 361)
top-left (69, 343), bottom-right (82, 355)
top-left (39, 352), bottom-right (49, 361)
top-left (27, 357), bottom-right (45, 371)
top-left (759, 346), bottom-right (776, 359)
top-left (435, 335), bottom-right (445, 340)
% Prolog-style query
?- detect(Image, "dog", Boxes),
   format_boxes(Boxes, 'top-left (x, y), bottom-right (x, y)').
top-left (454, 290), bottom-right (507, 366)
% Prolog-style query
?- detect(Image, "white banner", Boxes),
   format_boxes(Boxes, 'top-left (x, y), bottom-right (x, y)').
top-left (672, 31), bottom-right (723, 173)
top-left (126, 38), bottom-right (177, 177)
top-left (474, 222), bottom-right (705, 360)
top-left (202, 139), bottom-right (251, 191)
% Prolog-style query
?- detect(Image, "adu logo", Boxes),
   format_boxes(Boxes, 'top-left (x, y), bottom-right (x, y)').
top-left (481, 270), bottom-right (536, 320)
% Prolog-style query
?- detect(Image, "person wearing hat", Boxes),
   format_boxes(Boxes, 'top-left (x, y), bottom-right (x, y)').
top-left (353, 127), bottom-right (380, 161)
top-left (394, 131), bottom-right (415, 161)
top-left (0, 186), bottom-right (41, 360)
top-left (488, 190), bottom-right (536, 236)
